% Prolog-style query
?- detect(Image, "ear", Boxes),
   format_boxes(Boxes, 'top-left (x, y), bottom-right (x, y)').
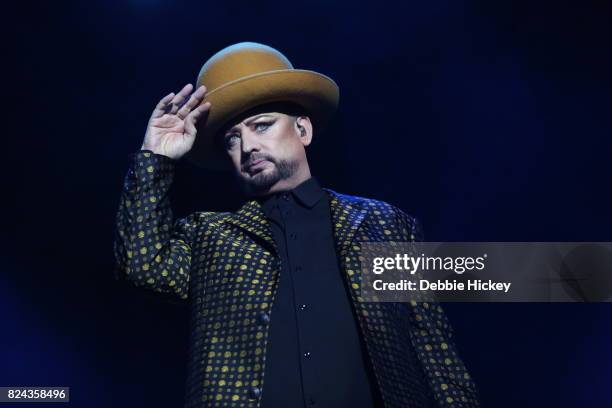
top-left (294, 116), bottom-right (313, 147)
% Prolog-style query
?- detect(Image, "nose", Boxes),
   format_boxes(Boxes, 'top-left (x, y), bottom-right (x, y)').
top-left (240, 130), bottom-right (260, 155)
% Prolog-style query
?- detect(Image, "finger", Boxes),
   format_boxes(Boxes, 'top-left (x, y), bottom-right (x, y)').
top-left (151, 92), bottom-right (176, 119)
top-left (185, 102), bottom-right (211, 131)
top-left (168, 83), bottom-right (193, 115)
top-left (184, 102), bottom-right (211, 136)
top-left (177, 85), bottom-right (207, 119)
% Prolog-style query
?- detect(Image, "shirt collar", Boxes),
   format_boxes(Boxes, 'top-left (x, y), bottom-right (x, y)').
top-left (256, 177), bottom-right (324, 210)
top-left (291, 176), bottom-right (324, 208)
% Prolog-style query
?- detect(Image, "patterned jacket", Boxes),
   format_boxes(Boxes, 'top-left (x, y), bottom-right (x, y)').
top-left (114, 150), bottom-right (480, 408)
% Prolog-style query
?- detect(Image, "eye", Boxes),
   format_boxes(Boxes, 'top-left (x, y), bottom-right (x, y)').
top-left (224, 133), bottom-right (240, 150)
top-left (254, 121), bottom-right (273, 132)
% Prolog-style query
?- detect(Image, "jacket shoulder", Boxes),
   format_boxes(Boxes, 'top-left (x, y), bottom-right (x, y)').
top-left (329, 190), bottom-right (424, 241)
top-left (330, 190), bottom-right (408, 217)
top-left (342, 193), bottom-right (396, 213)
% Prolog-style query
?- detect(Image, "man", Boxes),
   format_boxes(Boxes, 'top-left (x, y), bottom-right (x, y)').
top-left (114, 42), bottom-right (479, 408)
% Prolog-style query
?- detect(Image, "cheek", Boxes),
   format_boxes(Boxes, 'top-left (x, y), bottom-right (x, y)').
top-left (269, 132), bottom-right (301, 158)
top-left (282, 139), bottom-right (303, 159)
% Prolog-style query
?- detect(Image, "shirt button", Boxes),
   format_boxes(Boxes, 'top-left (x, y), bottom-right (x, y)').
top-left (248, 386), bottom-right (262, 399)
top-left (299, 304), bottom-right (307, 310)
top-left (308, 396), bottom-right (316, 405)
top-left (289, 233), bottom-right (297, 240)
top-left (258, 312), bottom-right (270, 325)
top-left (295, 266), bottom-right (302, 272)
top-left (281, 193), bottom-right (290, 201)
top-left (303, 351), bottom-right (311, 358)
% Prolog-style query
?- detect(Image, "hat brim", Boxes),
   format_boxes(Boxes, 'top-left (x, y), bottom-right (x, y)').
top-left (185, 69), bottom-right (339, 171)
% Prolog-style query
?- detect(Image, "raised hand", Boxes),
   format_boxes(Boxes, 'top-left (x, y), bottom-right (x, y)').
top-left (141, 83), bottom-right (211, 160)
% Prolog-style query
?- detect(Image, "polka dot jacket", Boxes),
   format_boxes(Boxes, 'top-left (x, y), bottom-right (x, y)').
top-left (114, 150), bottom-right (480, 408)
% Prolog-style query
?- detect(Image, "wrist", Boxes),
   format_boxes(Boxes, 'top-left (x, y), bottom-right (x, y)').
top-left (140, 145), bottom-right (176, 160)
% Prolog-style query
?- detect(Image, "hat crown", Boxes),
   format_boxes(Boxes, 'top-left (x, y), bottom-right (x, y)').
top-left (197, 42), bottom-right (294, 93)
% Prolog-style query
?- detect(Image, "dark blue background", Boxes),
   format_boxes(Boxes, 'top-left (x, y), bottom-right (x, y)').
top-left (5, 0), bottom-right (612, 406)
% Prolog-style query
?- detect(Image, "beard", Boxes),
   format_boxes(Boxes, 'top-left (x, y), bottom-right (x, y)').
top-left (236, 155), bottom-right (299, 196)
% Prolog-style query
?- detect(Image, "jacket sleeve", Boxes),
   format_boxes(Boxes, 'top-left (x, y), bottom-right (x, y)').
top-left (113, 150), bottom-right (198, 302)
top-left (393, 208), bottom-right (481, 407)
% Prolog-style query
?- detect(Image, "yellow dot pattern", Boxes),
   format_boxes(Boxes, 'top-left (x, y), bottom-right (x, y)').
top-left (114, 151), bottom-right (480, 407)
top-left (114, 151), bottom-right (199, 300)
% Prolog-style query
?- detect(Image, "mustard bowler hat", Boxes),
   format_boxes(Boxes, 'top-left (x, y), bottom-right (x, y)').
top-left (184, 42), bottom-right (340, 171)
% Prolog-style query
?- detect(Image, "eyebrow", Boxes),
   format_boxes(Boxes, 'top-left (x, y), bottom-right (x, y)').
top-left (225, 114), bottom-right (275, 134)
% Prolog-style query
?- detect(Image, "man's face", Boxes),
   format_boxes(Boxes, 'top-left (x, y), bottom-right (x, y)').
top-left (221, 108), bottom-right (312, 196)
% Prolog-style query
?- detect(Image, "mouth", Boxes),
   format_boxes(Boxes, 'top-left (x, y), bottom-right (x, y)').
top-left (246, 159), bottom-right (268, 174)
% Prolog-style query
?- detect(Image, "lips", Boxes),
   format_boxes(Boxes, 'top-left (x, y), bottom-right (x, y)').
top-left (246, 159), bottom-right (267, 173)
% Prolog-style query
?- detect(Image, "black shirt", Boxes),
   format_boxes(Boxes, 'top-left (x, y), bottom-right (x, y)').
top-left (255, 176), bottom-right (383, 408)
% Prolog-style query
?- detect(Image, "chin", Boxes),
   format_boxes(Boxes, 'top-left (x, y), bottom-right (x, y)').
top-left (237, 166), bottom-right (280, 194)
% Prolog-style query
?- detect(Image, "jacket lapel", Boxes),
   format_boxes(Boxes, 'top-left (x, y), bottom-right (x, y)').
top-left (224, 199), bottom-right (278, 256)
top-left (224, 189), bottom-right (369, 270)
top-left (324, 188), bottom-right (369, 258)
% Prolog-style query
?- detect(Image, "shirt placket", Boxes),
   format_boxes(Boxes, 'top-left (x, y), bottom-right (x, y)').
top-left (277, 192), bottom-right (317, 408)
